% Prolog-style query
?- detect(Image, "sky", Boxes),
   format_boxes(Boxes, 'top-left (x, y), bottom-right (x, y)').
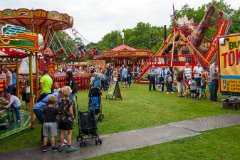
top-left (0, 0), bottom-right (239, 44)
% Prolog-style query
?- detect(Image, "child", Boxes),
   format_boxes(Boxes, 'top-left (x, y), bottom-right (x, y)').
top-left (185, 85), bottom-right (190, 97)
top-left (166, 71), bottom-right (173, 94)
top-left (21, 74), bottom-right (30, 110)
top-left (57, 86), bottom-right (77, 153)
top-left (157, 74), bottom-right (164, 92)
top-left (113, 71), bottom-right (118, 82)
top-left (189, 76), bottom-right (197, 98)
top-left (3, 91), bottom-right (21, 122)
top-left (53, 82), bottom-right (60, 93)
top-left (42, 96), bottom-right (58, 152)
top-left (199, 74), bottom-right (207, 99)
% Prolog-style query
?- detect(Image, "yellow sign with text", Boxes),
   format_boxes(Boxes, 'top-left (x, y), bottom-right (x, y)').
top-left (219, 34), bottom-right (240, 94)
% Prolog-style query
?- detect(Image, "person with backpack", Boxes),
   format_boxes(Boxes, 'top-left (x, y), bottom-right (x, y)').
top-left (66, 71), bottom-right (78, 115)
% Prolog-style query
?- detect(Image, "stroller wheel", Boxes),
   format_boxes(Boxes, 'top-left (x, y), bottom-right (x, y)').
top-left (98, 115), bottom-right (104, 122)
top-left (98, 139), bottom-right (102, 145)
top-left (80, 141), bottom-right (86, 147)
top-left (95, 139), bottom-right (98, 145)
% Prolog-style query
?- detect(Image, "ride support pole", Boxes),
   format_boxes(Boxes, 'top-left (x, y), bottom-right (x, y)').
top-left (29, 53), bottom-right (35, 129)
top-left (16, 58), bottom-right (20, 97)
top-left (35, 53), bottom-right (39, 99)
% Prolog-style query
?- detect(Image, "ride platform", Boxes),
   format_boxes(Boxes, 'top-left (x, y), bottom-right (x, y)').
top-left (0, 111), bottom-right (30, 141)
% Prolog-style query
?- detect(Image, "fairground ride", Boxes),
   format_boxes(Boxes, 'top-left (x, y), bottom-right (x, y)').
top-left (135, 5), bottom-right (231, 83)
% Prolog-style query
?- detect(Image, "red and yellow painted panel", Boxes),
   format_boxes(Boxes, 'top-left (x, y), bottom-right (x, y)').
top-left (219, 34), bottom-right (240, 94)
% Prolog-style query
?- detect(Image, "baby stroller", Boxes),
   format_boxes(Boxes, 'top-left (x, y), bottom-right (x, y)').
top-left (88, 88), bottom-right (104, 122)
top-left (76, 96), bottom-right (102, 147)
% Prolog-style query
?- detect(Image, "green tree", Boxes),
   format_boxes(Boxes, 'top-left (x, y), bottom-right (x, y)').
top-left (123, 22), bottom-right (165, 52)
top-left (229, 7), bottom-right (240, 34)
top-left (95, 31), bottom-right (122, 50)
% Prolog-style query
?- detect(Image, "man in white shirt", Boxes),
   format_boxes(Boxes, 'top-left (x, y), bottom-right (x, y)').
top-left (193, 62), bottom-right (203, 88)
top-left (4, 91), bottom-right (21, 122)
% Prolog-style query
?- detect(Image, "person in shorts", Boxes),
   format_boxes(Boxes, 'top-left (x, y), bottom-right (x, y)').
top-left (42, 96), bottom-right (58, 152)
top-left (193, 62), bottom-right (203, 89)
top-left (189, 76), bottom-right (197, 98)
top-left (122, 66), bottom-right (128, 88)
top-left (57, 86), bottom-right (77, 153)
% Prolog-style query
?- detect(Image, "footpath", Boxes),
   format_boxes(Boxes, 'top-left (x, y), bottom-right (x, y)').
top-left (1, 114), bottom-right (240, 160)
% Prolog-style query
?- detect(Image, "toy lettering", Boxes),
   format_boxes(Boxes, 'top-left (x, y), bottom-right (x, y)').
top-left (222, 49), bottom-right (240, 68)
top-left (229, 41), bottom-right (240, 50)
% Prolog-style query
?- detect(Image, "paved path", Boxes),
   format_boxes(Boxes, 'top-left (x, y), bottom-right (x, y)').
top-left (1, 114), bottom-right (240, 160)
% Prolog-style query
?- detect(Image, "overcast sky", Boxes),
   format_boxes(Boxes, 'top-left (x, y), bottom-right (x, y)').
top-left (0, 0), bottom-right (239, 43)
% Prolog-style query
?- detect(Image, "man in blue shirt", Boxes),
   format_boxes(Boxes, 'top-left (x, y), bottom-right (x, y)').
top-left (122, 66), bottom-right (128, 88)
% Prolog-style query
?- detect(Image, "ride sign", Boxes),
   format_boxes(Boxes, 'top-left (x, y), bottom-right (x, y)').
top-left (219, 34), bottom-right (240, 95)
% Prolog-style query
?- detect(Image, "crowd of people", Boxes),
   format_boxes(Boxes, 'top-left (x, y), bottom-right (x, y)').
top-left (88, 64), bottom-right (140, 90)
top-left (0, 60), bottom-right (220, 154)
top-left (147, 60), bottom-right (219, 102)
top-left (32, 69), bottom-right (79, 153)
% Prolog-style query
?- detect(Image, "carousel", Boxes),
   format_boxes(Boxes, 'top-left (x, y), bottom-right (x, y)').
top-left (0, 8), bottom-right (73, 137)
top-left (94, 44), bottom-right (153, 67)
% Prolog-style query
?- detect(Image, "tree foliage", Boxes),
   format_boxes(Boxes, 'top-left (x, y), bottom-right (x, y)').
top-left (94, 22), bottom-right (167, 52)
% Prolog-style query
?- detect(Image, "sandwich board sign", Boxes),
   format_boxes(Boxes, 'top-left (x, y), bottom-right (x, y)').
top-left (106, 81), bottom-right (122, 100)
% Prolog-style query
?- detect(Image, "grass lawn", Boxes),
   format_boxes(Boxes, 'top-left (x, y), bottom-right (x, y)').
top-left (0, 83), bottom-right (239, 154)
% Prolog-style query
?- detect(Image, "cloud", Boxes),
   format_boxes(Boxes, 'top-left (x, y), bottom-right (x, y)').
top-left (0, 0), bottom-right (239, 43)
